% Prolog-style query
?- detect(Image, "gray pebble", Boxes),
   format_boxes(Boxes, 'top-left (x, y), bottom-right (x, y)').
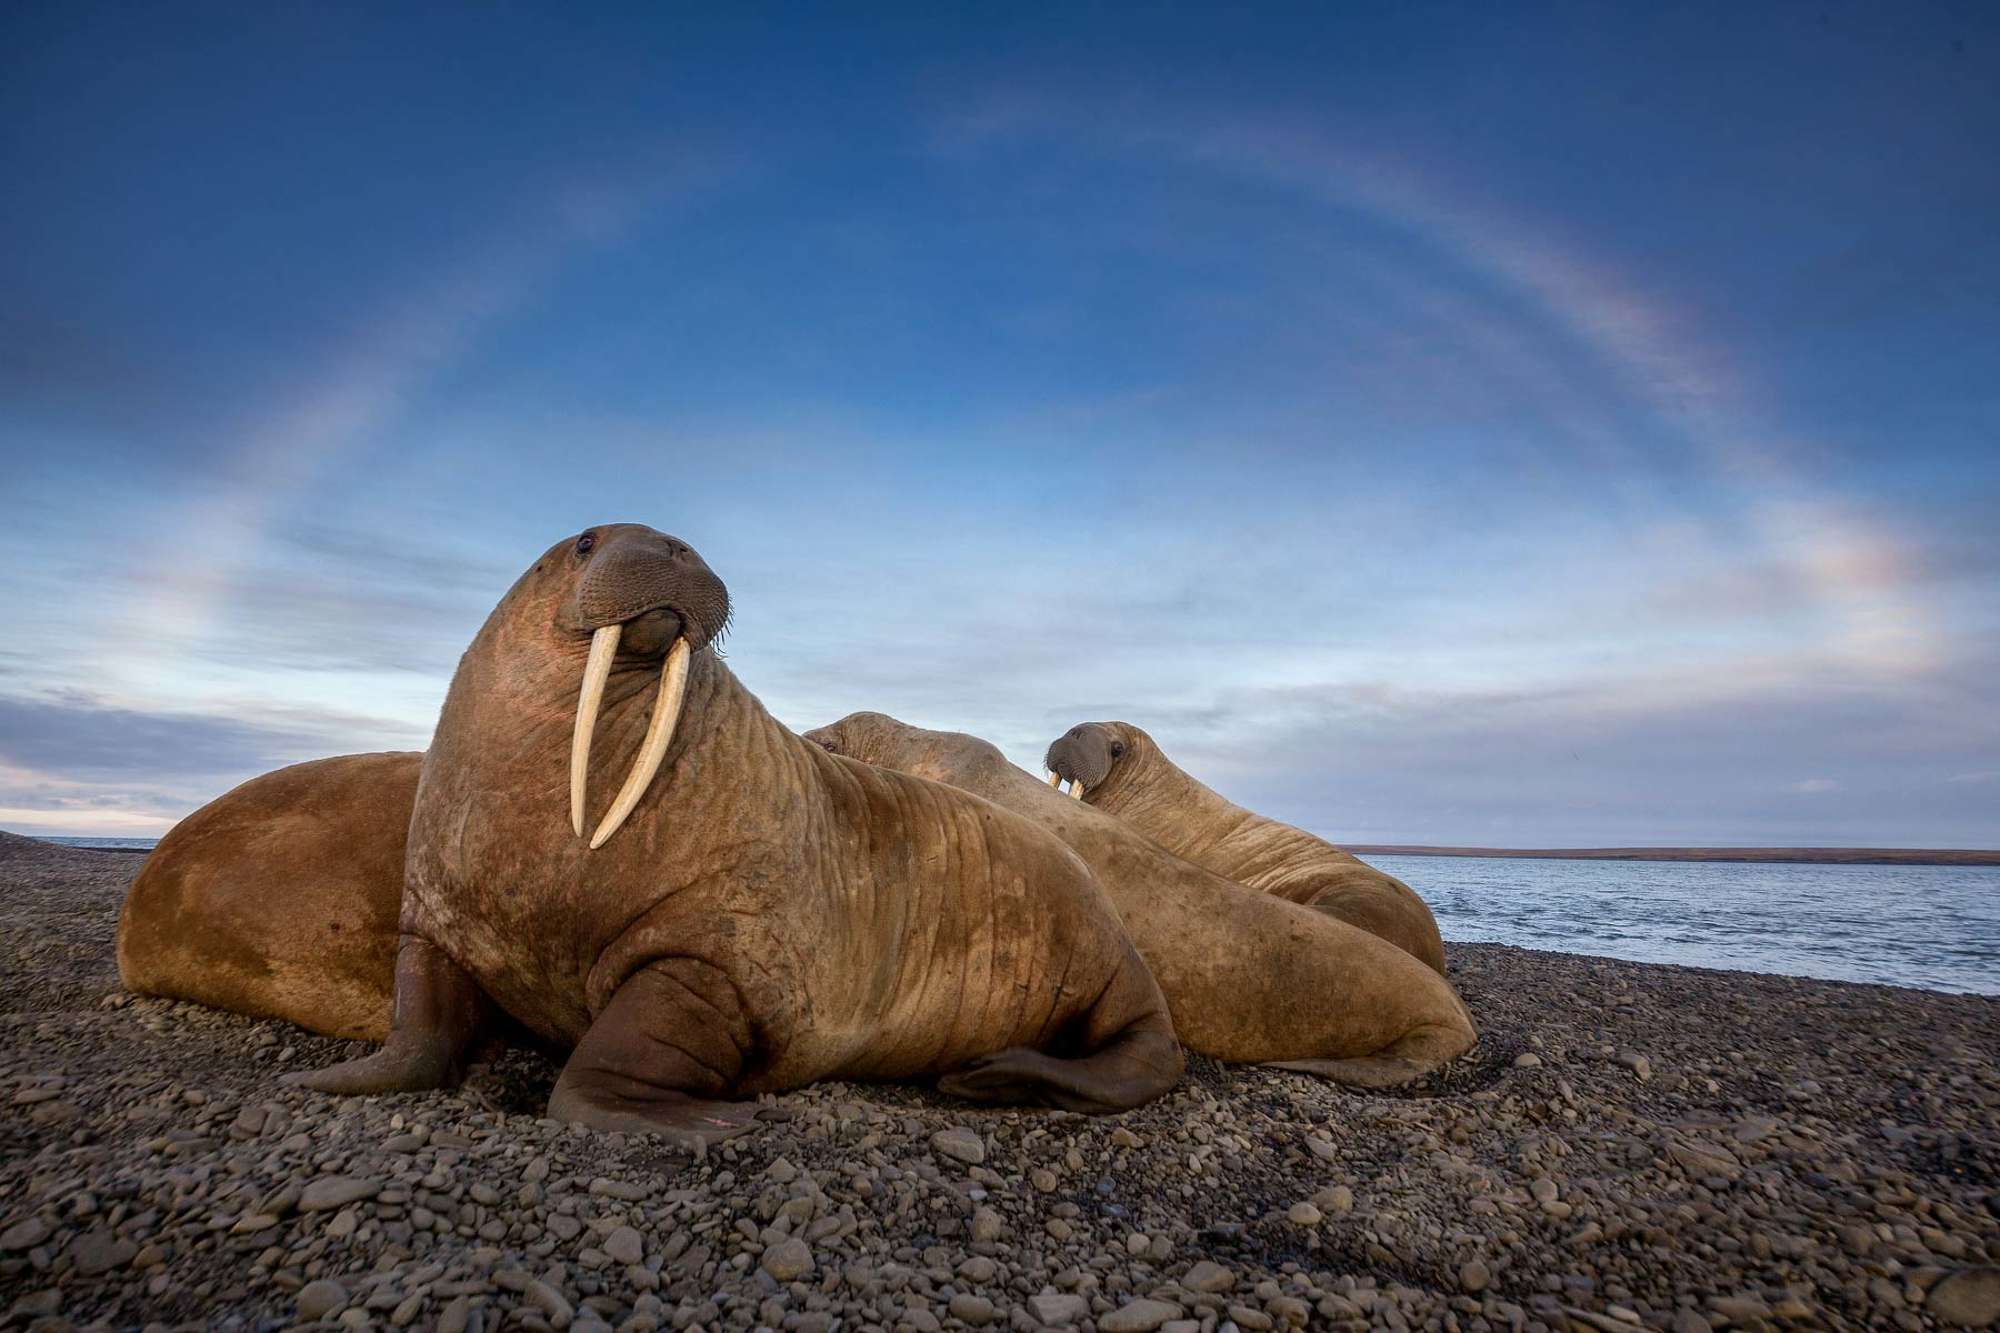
top-left (1029, 1292), bottom-right (1090, 1325)
top-left (1929, 1267), bottom-right (2000, 1328)
top-left (760, 1237), bottom-right (813, 1281)
top-left (1099, 1297), bottom-right (1183, 1331)
top-left (929, 1127), bottom-right (985, 1164)
top-left (602, 1225), bottom-right (644, 1266)
top-left (296, 1279), bottom-right (350, 1320)
top-left (299, 1176), bottom-right (382, 1213)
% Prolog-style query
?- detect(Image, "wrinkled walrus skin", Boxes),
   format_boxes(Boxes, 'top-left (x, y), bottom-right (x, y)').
top-left (807, 713), bottom-right (1475, 1088)
top-left (117, 752), bottom-right (420, 1040)
top-left (1046, 722), bottom-right (1448, 975)
top-left (291, 525), bottom-right (1182, 1140)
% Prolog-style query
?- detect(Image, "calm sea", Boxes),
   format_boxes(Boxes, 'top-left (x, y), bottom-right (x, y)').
top-left (38, 838), bottom-right (1998, 996)
top-left (1369, 853), bottom-right (2000, 996)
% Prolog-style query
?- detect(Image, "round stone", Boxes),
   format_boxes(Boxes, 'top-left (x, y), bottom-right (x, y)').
top-left (760, 1237), bottom-right (814, 1281)
top-left (297, 1279), bottom-right (350, 1320)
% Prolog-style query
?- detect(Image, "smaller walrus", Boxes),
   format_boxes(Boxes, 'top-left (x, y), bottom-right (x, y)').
top-left (807, 712), bottom-right (1475, 1087)
top-left (291, 525), bottom-right (1182, 1140)
top-left (118, 752), bottom-right (419, 1039)
top-left (1045, 722), bottom-right (1447, 974)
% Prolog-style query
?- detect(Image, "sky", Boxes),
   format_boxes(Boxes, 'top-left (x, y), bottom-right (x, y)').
top-left (2, 2), bottom-right (1996, 846)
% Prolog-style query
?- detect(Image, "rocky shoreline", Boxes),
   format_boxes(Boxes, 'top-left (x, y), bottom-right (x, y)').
top-left (3, 833), bottom-right (1996, 1332)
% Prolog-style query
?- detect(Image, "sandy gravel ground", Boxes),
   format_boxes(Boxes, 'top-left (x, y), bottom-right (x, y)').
top-left (3, 832), bottom-right (1997, 1333)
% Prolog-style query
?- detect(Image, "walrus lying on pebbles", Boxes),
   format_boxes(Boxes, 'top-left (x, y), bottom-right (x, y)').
top-left (807, 712), bottom-right (1475, 1087)
top-left (1046, 721), bottom-right (1448, 974)
top-left (117, 752), bottom-right (419, 1040)
top-left (291, 525), bottom-right (1182, 1139)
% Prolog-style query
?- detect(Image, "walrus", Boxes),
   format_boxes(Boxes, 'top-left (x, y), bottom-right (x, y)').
top-left (1045, 721), bottom-right (1448, 974)
top-left (117, 752), bottom-right (419, 1039)
top-left (289, 525), bottom-right (1182, 1139)
top-left (806, 712), bottom-right (1475, 1087)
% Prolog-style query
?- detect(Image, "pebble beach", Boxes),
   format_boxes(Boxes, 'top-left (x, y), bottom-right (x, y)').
top-left (3, 831), bottom-right (1997, 1332)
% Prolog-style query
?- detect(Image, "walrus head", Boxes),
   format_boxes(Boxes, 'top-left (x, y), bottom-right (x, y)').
top-left (802, 711), bottom-right (898, 761)
top-left (552, 524), bottom-right (730, 849)
top-left (1044, 722), bottom-right (1137, 798)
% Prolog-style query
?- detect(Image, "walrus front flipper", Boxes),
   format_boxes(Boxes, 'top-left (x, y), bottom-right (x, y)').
top-left (285, 934), bottom-right (490, 1094)
top-left (544, 958), bottom-right (763, 1147)
top-left (938, 1006), bottom-right (1183, 1114)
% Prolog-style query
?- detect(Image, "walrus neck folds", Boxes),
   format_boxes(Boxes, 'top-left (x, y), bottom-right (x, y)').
top-left (1068, 731), bottom-right (1148, 809)
top-left (1092, 735), bottom-right (1243, 851)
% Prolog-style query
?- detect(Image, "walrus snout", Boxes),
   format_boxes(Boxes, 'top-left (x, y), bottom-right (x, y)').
top-left (1045, 723), bottom-right (1123, 798)
top-left (570, 526), bottom-right (730, 651)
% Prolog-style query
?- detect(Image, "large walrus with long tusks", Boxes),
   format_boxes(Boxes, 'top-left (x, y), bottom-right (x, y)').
top-left (117, 752), bottom-right (420, 1039)
top-left (1045, 721), bottom-right (1448, 974)
top-left (806, 712), bottom-right (1475, 1087)
top-left (288, 525), bottom-right (1182, 1140)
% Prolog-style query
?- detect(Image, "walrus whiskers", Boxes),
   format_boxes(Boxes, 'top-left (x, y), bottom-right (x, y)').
top-left (571, 624), bottom-right (623, 837)
top-left (587, 635), bottom-right (692, 849)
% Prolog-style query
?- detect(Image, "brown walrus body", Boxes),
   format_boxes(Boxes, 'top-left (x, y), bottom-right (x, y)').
top-left (807, 713), bottom-right (1475, 1087)
top-left (293, 525), bottom-right (1181, 1137)
top-left (1046, 722), bottom-right (1448, 974)
top-left (117, 752), bottom-right (418, 1039)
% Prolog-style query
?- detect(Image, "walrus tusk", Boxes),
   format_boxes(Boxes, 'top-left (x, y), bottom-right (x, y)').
top-left (1047, 772), bottom-right (1062, 788)
top-left (589, 636), bottom-right (692, 849)
top-left (571, 624), bottom-right (623, 837)
top-left (1070, 779), bottom-right (1086, 800)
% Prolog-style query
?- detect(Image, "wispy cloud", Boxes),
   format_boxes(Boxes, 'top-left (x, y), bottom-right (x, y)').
top-left (935, 92), bottom-right (1950, 679)
top-left (0, 688), bottom-right (427, 835)
top-left (1108, 658), bottom-right (2000, 847)
top-left (125, 191), bottom-right (647, 661)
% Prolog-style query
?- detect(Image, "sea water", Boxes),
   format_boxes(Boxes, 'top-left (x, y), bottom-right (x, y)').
top-left (1370, 853), bottom-right (2000, 996)
top-left (39, 837), bottom-right (1999, 995)
top-left (44, 837), bottom-right (159, 852)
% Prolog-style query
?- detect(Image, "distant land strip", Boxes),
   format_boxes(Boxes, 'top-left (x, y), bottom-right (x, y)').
top-left (1348, 845), bottom-right (2000, 867)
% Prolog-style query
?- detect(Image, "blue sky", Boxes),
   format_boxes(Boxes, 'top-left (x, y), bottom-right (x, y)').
top-left (3, 2), bottom-right (1996, 845)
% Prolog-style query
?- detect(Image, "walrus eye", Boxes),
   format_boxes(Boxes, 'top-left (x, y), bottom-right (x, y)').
top-left (575, 532), bottom-right (597, 556)
top-left (1110, 743), bottom-right (1126, 759)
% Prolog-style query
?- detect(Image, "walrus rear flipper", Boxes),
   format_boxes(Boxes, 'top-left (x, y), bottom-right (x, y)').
top-left (938, 1006), bottom-right (1183, 1114)
top-left (285, 934), bottom-right (490, 1094)
top-left (1261, 1020), bottom-right (1473, 1090)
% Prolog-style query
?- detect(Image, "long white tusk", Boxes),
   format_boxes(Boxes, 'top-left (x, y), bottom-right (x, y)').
top-left (1070, 778), bottom-right (1086, 800)
top-left (571, 624), bottom-right (623, 837)
top-left (1047, 771), bottom-right (1062, 787)
top-left (589, 637), bottom-right (692, 849)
